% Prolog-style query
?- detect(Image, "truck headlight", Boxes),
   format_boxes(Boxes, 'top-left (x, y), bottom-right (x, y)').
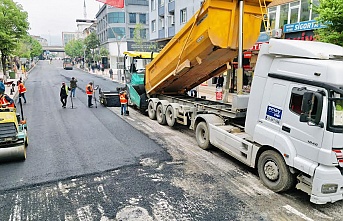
top-left (321, 184), bottom-right (338, 194)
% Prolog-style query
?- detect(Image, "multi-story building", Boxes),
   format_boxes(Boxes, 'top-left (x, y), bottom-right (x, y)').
top-left (62, 32), bottom-right (78, 47)
top-left (96, 0), bottom-right (150, 71)
top-left (266, 0), bottom-right (324, 41)
top-left (31, 35), bottom-right (48, 47)
top-left (76, 19), bottom-right (96, 39)
top-left (149, 0), bottom-right (204, 47)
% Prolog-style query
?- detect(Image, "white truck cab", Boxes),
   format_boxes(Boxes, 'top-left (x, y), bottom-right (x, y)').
top-left (246, 39), bottom-right (343, 204)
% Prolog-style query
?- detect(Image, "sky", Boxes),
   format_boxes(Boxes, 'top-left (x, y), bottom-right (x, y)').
top-left (14, 0), bottom-right (103, 46)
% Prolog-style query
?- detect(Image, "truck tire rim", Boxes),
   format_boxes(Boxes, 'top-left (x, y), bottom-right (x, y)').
top-left (264, 161), bottom-right (279, 181)
top-left (200, 129), bottom-right (206, 142)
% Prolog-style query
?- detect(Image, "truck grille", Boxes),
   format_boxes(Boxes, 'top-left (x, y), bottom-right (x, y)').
top-left (0, 123), bottom-right (17, 141)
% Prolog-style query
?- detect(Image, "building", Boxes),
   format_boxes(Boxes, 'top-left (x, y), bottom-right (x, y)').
top-left (31, 35), bottom-right (48, 47)
top-left (76, 19), bottom-right (96, 39)
top-left (149, 0), bottom-right (204, 47)
top-left (95, 0), bottom-right (150, 72)
top-left (267, 0), bottom-right (323, 41)
top-left (62, 32), bottom-right (78, 47)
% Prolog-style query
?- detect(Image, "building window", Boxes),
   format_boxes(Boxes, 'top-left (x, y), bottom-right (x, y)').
top-left (108, 27), bottom-right (125, 39)
top-left (160, 0), bottom-right (164, 6)
top-left (151, 0), bottom-right (156, 11)
top-left (129, 13), bottom-right (136, 24)
top-left (159, 17), bottom-right (164, 29)
top-left (130, 28), bottom-right (135, 38)
top-left (140, 29), bottom-right (147, 39)
top-left (300, 0), bottom-right (310, 22)
top-left (169, 15), bottom-right (175, 26)
top-left (289, 1), bottom-right (300, 24)
top-left (310, 0), bottom-right (319, 20)
top-left (139, 14), bottom-right (147, 24)
top-left (108, 12), bottom-right (125, 23)
top-left (280, 4), bottom-right (289, 27)
top-left (268, 7), bottom-right (277, 30)
top-left (180, 8), bottom-right (187, 24)
top-left (152, 20), bottom-right (156, 32)
top-left (169, 0), bottom-right (174, 2)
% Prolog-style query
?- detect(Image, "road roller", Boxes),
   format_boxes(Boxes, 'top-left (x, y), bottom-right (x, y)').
top-left (0, 97), bottom-right (28, 162)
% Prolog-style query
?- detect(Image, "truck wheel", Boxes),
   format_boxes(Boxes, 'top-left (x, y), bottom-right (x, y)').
top-left (257, 150), bottom-right (295, 192)
top-left (156, 104), bottom-right (166, 125)
top-left (195, 122), bottom-right (211, 150)
top-left (148, 101), bottom-right (156, 120)
top-left (166, 106), bottom-right (176, 127)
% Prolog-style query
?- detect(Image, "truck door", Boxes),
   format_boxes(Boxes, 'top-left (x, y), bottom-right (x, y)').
top-left (281, 85), bottom-right (325, 164)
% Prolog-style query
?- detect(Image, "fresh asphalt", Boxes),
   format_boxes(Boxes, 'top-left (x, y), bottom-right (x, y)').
top-left (0, 60), bottom-right (169, 190)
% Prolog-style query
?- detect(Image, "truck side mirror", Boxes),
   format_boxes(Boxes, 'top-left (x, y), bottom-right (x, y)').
top-left (300, 91), bottom-right (324, 127)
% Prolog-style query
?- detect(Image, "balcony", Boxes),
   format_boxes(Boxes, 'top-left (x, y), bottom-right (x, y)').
top-left (159, 29), bottom-right (165, 39)
top-left (168, 26), bottom-right (175, 37)
top-left (168, 1), bottom-right (175, 12)
top-left (125, 0), bottom-right (148, 6)
top-left (158, 5), bottom-right (165, 17)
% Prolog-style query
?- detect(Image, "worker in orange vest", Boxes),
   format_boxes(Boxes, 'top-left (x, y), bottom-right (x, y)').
top-left (86, 82), bottom-right (93, 107)
top-left (119, 90), bottom-right (128, 115)
top-left (0, 82), bottom-right (15, 108)
top-left (17, 79), bottom-right (27, 103)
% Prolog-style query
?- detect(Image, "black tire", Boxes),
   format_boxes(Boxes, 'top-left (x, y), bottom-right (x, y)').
top-left (166, 106), bottom-right (176, 127)
top-left (195, 122), bottom-right (211, 150)
top-left (156, 104), bottom-right (166, 125)
top-left (148, 101), bottom-right (156, 120)
top-left (257, 150), bottom-right (295, 192)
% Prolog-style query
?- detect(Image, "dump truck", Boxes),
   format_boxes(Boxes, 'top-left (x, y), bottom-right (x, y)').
top-left (0, 99), bottom-right (28, 162)
top-left (124, 0), bottom-right (343, 204)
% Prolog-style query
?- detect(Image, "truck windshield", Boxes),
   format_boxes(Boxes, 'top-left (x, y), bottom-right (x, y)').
top-left (330, 91), bottom-right (343, 128)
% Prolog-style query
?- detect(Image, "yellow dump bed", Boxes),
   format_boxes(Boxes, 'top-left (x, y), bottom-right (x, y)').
top-left (145, 0), bottom-right (271, 95)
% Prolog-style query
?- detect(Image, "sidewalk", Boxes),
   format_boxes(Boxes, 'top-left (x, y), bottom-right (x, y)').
top-left (0, 64), bottom-right (35, 100)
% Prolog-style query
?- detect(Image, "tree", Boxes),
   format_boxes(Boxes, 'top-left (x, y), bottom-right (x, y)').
top-left (84, 32), bottom-right (100, 62)
top-left (314, 0), bottom-right (343, 46)
top-left (30, 37), bottom-right (43, 58)
top-left (15, 36), bottom-right (42, 59)
top-left (99, 47), bottom-right (109, 57)
top-left (133, 23), bottom-right (144, 51)
top-left (65, 39), bottom-right (84, 58)
top-left (0, 0), bottom-right (29, 78)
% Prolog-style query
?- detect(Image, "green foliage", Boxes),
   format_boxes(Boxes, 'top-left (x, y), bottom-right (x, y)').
top-left (133, 23), bottom-right (144, 51)
top-left (15, 36), bottom-right (43, 58)
top-left (0, 0), bottom-right (29, 75)
top-left (99, 47), bottom-right (109, 57)
top-left (314, 0), bottom-right (343, 46)
top-left (84, 32), bottom-right (100, 50)
top-left (30, 37), bottom-right (42, 58)
top-left (65, 39), bottom-right (84, 58)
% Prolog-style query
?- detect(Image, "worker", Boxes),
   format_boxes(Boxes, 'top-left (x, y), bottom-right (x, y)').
top-left (0, 82), bottom-right (15, 108)
top-left (119, 90), bottom-right (128, 115)
top-left (17, 79), bottom-right (27, 103)
top-left (86, 82), bottom-right (93, 108)
top-left (60, 82), bottom-right (69, 108)
top-left (69, 77), bottom-right (77, 97)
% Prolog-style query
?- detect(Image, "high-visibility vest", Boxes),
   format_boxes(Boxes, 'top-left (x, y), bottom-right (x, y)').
top-left (120, 93), bottom-right (128, 104)
top-left (0, 94), bottom-right (15, 108)
top-left (18, 83), bottom-right (26, 94)
top-left (86, 84), bottom-right (93, 95)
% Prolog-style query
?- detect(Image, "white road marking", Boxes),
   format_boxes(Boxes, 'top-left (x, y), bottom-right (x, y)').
top-left (9, 193), bottom-right (21, 221)
top-left (283, 205), bottom-right (314, 221)
top-left (137, 122), bottom-right (155, 133)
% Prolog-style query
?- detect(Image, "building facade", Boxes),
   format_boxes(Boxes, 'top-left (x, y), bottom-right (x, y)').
top-left (267, 0), bottom-right (322, 41)
top-left (149, 0), bottom-right (204, 46)
top-left (96, 0), bottom-right (150, 72)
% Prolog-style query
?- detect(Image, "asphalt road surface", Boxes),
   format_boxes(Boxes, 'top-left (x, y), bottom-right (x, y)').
top-left (0, 60), bottom-right (342, 220)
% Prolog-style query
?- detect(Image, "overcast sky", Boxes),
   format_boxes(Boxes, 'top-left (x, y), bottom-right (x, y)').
top-left (15, 0), bottom-right (103, 46)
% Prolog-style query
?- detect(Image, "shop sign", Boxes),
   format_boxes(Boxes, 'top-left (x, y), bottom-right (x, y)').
top-left (249, 42), bottom-right (264, 51)
top-left (285, 30), bottom-right (315, 41)
top-left (283, 20), bottom-right (326, 33)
